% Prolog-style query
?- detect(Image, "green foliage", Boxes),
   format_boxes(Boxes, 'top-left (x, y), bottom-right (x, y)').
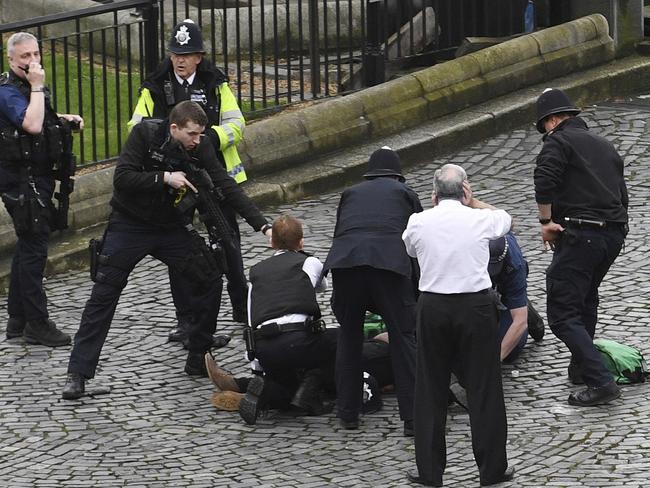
top-left (42, 49), bottom-right (142, 166)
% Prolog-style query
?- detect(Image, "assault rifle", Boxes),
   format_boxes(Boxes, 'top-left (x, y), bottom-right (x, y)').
top-left (175, 162), bottom-right (235, 274)
top-left (52, 118), bottom-right (77, 230)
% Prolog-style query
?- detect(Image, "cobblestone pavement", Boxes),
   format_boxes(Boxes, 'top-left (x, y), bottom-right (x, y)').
top-left (1, 101), bottom-right (649, 487)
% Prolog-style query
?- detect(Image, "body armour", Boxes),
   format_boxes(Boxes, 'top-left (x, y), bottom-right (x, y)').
top-left (249, 251), bottom-right (321, 328)
top-left (0, 70), bottom-right (67, 174)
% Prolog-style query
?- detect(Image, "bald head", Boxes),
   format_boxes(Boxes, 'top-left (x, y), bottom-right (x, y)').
top-left (433, 164), bottom-right (467, 202)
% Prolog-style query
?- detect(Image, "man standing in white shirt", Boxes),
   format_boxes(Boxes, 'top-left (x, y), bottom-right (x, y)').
top-left (402, 164), bottom-right (514, 487)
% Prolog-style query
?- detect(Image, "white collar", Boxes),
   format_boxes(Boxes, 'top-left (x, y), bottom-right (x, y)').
top-left (174, 72), bottom-right (196, 85)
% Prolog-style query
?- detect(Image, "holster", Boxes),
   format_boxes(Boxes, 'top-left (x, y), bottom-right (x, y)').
top-left (1, 186), bottom-right (46, 237)
top-left (243, 327), bottom-right (256, 361)
top-left (88, 237), bottom-right (104, 282)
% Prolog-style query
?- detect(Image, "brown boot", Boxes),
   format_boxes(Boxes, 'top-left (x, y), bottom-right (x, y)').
top-left (211, 391), bottom-right (245, 411)
top-left (204, 352), bottom-right (241, 392)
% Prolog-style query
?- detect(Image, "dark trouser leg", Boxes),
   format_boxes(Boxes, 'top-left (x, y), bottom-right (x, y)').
top-left (67, 223), bottom-right (141, 379)
top-left (7, 223), bottom-right (50, 322)
top-left (169, 266), bottom-right (193, 323)
top-left (414, 293), bottom-right (452, 486)
top-left (547, 228), bottom-right (622, 387)
top-left (222, 204), bottom-right (248, 316)
top-left (256, 329), bottom-right (339, 405)
top-left (158, 242), bottom-right (222, 356)
top-left (331, 268), bottom-right (368, 422)
top-left (458, 293), bottom-right (508, 484)
top-left (371, 270), bottom-right (416, 421)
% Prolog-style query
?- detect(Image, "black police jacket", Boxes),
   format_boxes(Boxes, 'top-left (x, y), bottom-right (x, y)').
top-left (110, 119), bottom-right (266, 230)
top-left (534, 116), bottom-right (628, 224)
top-left (324, 176), bottom-right (423, 278)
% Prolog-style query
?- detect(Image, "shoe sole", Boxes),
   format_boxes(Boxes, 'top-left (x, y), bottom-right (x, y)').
top-left (5, 332), bottom-right (23, 339)
top-left (239, 376), bottom-right (264, 425)
top-left (211, 391), bottom-right (244, 411)
top-left (568, 388), bottom-right (621, 407)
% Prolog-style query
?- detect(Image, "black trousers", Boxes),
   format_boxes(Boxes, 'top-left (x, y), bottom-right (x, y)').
top-left (255, 328), bottom-right (338, 408)
top-left (414, 291), bottom-right (507, 486)
top-left (67, 213), bottom-right (220, 378)
top-left (221, 203), bottom-right (248, 315)
top-left (168, 203), bottom-right (247, 322)
top-left (546, 225), bottom-right (625, 387)
top-left (0, 170), bottom-right (54, 322)
top-left (331, 266), bottom-right (416, 422)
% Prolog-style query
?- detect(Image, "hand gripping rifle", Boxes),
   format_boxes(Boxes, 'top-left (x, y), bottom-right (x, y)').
top-left (175, 162), bottom-right (236, 274)
top-left (52, 118), bottom-right (77, 231)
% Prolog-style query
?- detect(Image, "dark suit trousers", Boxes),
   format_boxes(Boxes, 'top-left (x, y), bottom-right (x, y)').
top-left (414, 291), bottom-right (507, 486)
top-left (331, 266), bottom-right (416, 422)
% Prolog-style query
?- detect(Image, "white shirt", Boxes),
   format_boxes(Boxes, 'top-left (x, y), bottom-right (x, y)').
top-left (402, 199), bottom-right (511, 294)
top-left (174, 72), bottom-right (197, 86)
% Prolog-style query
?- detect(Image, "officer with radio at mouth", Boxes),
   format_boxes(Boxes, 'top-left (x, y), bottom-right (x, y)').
top-left (1, 32), bottom-right (83, 346)
top-left (534, 88), bottom-right (629, 407)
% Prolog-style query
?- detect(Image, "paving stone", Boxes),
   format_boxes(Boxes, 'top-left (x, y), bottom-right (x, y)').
top-left (1, 101), bottom-right (650, 486)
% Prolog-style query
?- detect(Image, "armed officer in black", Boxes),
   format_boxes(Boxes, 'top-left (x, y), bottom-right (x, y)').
top-left (0, 32), bottom-right (83, 346)
top-left (62, 101), bottom-right (270, 400)
top-left (534, 88), bottom-right (628, 407)
top-left (129, 19), bottom-right (251, 344)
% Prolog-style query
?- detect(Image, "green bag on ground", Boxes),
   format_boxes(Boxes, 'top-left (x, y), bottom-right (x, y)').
top-left (594, 338), bottom-right (649, 385)
top-left (364, 313), bottom-right (386, 339)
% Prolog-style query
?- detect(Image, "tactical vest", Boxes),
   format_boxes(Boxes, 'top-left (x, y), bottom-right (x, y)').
top-left (0, 71), bottom-right (68, 172)
top-left (249, 251), bottom-right (322, 328)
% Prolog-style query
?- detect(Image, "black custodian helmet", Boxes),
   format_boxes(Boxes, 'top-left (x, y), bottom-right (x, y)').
top-left (168, 19), bottom-right (205, 54)
top-left (363, 146), bottom-right (405, 182)
top-left (535, 88), bottom-right (580, 133)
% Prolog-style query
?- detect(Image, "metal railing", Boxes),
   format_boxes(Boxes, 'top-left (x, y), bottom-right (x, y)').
top-left (0, 0), bottom-right (158, 165)
top-left (1, 0), bottom-right (532, 165)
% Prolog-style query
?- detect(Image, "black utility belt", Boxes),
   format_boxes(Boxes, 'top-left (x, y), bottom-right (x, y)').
top-left (563, 217), bottom-right (623, 230)
top-left (253, 319), bottom-right (325, 340)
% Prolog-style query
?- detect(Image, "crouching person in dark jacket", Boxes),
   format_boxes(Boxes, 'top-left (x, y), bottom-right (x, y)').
top-left (62, 101), bottom-right (271, 400)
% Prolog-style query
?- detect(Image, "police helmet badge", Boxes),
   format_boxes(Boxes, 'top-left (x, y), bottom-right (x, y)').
top-left (174, 25), bottom-right (191, 46)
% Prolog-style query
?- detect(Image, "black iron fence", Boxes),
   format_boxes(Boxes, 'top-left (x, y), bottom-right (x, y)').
top-left (1, 0), bottom-right (533, 165)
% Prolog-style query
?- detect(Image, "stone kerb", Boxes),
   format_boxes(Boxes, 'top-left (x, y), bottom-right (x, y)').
top-left (237, 14), bottom-right (614, 178)
top-left (0, 14), bottom-right (618, 258)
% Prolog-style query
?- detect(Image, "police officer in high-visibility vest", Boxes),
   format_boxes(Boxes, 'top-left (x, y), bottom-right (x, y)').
top-left (0, 32), bottom-right (83, 346)
top-left (129, 19), bottom-right (250, 345)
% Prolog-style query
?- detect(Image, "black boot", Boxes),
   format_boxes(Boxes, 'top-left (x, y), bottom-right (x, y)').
top-left (184, 352), bottom-right (208, 377)
top-left (239, 375), bottom-right (265, 425)
top-left (6, 316), bottom-right (25, 339)
top-left (62, 373), bottom-right (85, 400)
top-left (23, 319), bottom-right (71, 347)
top-left (168, 316), bottom-right (190, 343)
top-left (291, 374), bottom-right (332, 415)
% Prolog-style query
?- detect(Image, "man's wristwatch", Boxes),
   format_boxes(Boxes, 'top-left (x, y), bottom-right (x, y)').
top-left (261, 223), bottom-right (272, 234)
top-left (539, 218), bottom-right (552, 225)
